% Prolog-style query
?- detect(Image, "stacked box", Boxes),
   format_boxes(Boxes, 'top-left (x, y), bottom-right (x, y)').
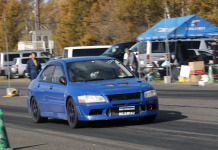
top-left (188, 61), bottom-right (205, 83)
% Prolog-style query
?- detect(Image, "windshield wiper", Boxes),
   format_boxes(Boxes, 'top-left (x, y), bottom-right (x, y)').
top-left (118, 76), bottom-right (135, 79)
top-left (86, 78), bottom-right (105, 81)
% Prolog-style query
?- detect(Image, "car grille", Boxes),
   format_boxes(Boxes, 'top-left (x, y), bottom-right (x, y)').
top-left (107, 93), bottom-right (140, 101)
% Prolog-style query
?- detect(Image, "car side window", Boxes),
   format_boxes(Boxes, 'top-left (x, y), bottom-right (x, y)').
top-left (39, 65), bottom-right (55, 83)
top-left (188, 50), bottom-right (196, 57)
top-left (63, 49), bottom-right (68, 58)
top-left (52, 64), bottom-right (65, 84)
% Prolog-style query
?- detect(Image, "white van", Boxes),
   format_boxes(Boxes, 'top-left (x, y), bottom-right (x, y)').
top-left (130, 38), bottom-right (218, 72)
top-left (10, 57), bottom-right (50, 78)
top-left (63, 45), bottom-right (111, 58)
top-left (0, 51), bottom-right (52, 77)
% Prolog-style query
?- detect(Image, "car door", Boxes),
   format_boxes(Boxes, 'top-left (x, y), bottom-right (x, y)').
top-left (36, 64), bottom-right (55, 112)
top-left (47, 62), bottom-right (66, 113)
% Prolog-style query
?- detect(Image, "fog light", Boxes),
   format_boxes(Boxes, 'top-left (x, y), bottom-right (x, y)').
top-left (148, 104), bottom-right (153, 111)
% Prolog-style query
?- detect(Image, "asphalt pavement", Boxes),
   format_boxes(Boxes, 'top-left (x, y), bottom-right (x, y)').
top-left (0, 81), bottom-right (218, 150)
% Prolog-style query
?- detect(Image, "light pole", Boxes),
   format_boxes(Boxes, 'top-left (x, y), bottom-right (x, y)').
top-left (36, 0), bottom-right (41, 30)
top-left (4, 17), bottom-right (10, 88)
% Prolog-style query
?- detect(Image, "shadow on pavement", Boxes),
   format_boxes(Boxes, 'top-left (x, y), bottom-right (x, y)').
top-left (154, 110), bottom-right (187, 123)
top-left (14, 143), bottom-right (47, 150)
top-left (47, 110), bottom-right (187, 128)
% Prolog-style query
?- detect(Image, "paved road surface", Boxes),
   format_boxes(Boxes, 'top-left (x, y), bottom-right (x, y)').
top-left (0, 81), bottom-right (218, 150)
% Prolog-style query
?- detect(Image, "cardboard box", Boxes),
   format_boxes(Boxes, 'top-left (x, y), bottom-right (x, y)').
top-left (189, 61), bottom-right (205, 74)
top-left (189, 74), bottom-right (202, 83)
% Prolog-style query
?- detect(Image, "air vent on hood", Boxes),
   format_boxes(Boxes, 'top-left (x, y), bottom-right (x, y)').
top-left (103, 84), bottom-right (116, 87)
top-left (118, 83), bottom-right (128, 86)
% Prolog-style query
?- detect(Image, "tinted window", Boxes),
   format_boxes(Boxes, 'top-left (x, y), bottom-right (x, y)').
top-left (21, 58), bottom-right (30, 64)
top-left (152, 42), bottom-right (165, 53)
top-left (63, 49), bottom-right (68, 58)
top-left (4, 54), bottom-right (20, 61)
top-left (37, 58), bottom-right (50, 63)
top-left (103, 42), bottom-right (136, 55)
top-left (67, 59), bottom-right (134, 82)
top-left (182, 41), bottom-right (200, 49)
top-left (152, 42), bottom-right (176, 53)
top-left (41, 52), bottom-right (52, 58)
top-left (169, 42), bottom-right (176, 53)
top-left (188, 50), bottom-right (197, 57)
top-left (130, 43), bottom-right (138, 52)
top-left (138, 42), bottom-right (147, 54)
top-left (205, 40), bottom-right (218, 50)
top-left (53, 64), bottom-right (65, 84)
top-left (39, 65), bottom-right (55, 83)
top-left (73, 48), bottom-right (108, 57)
top-left (22, 53), bottom-right (31, 57)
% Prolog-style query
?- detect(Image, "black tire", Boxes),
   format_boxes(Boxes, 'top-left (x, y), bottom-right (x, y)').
top-left (139, 115), bottom-right (156, 123)
top-left (23, 71), bottom-right (28, 78)
top-left (67, 98), bottom-right (80, 128)
top-left (30, 97), bottom-right (48, 123)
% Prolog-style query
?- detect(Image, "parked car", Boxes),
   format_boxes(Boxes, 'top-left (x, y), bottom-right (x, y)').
top-left (11, 57), bottom-right (50, 78)
top-left (102, 42), bottom-right (136, 62)
top-left (63, 45), bottom-right (111, 58)
top-left (0, 51), bottom-right (53, 78)
top-left (131, 38), bottom-right (218, 74)
top-left (187, 49), bottom-right (213, 64)
top-left (27, 56), bottom-right (159, 128)
top-left (52, 56), bottom-right (63, 60)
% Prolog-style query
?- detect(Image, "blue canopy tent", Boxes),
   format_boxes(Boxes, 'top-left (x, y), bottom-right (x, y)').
top-left (137, 14), bottom-right (218, 41)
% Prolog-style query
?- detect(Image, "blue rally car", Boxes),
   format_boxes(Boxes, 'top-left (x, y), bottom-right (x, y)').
top-left (27, 56), bottom-right (158, 128)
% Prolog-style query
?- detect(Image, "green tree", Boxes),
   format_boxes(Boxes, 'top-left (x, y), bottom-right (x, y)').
top-left (0, 0), bottom-right (23, 51)
top-left (81, 0), bottom-right (164, 45)
top-left (54, 0), bottom-right (96, 53)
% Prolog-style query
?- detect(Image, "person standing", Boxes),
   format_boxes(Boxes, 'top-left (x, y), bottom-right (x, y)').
top-left (123, 48), bottom-right (138, 76)
top-left (174, 41), bottom-right (189, 66)
top-left (26, 52), bottom-right (41, 80)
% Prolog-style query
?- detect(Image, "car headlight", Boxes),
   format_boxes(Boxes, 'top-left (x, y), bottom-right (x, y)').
top-left (78, 95), bottom-right (106, 103)
top-left (144, 90), bottom-right (157, 98)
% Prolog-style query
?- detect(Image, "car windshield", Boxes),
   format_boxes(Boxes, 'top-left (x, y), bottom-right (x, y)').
top-left (38, 58), bottom-right (50, 63)
top-left (67, 59), bottom-right (134, 82)
top-left (41, 52), bottom-right (53, 58)
top-left (103, 42), bottom-right (136, 55)
top-left (205, 40), bottom-right (218, 50)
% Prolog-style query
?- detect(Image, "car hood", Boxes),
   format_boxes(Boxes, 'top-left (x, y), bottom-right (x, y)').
top-left (69, 78), bottom-right (153, 96)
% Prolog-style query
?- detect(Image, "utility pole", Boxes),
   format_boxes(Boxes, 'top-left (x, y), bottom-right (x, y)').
top-left (36, 0), bottom-right (41, 30)
top-left (181, 1), bottom-right (185, 16)
top-left (165, 2), bottom-right (170, 19)
top-left (4, 17), bottom-right (10, 88)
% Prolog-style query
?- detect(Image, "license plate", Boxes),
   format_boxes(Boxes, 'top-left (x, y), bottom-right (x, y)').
top-left (119, 106), bottom-right (135, 116)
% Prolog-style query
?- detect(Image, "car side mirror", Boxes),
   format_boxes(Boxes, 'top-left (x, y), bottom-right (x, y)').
top-left (59, 76), bottom-right (67, 85)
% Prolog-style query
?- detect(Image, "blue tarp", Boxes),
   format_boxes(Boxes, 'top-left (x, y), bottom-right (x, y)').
top-left (137, 14), bottom-right (218, 41)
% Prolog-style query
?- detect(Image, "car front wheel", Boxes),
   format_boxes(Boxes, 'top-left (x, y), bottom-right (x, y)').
top-left (30, 97), bottom-right (48, 123)
top-left (67, 98), bottom-right (80, 128)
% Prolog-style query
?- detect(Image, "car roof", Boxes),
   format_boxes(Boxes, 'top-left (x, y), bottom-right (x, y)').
top-left (112, 42), bottom-right (136, 45)
top-left (52, 56), bottom-right (114, 64)
top-left (0, 50), bottom-right (47, 54)
top-left (16, 56), bottom-right (50, 59)
top-left (64, 45), bottom-right (111, 49)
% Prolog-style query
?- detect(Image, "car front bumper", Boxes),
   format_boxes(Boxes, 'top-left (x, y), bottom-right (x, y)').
top-left (77, 97), bottom-right (159, 121)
